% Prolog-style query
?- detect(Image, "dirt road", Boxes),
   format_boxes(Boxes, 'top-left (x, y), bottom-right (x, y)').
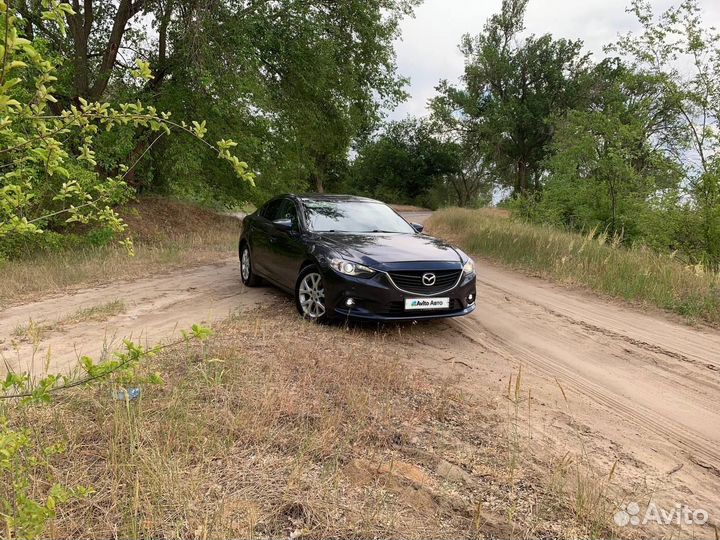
top-left (0, 261), bottom-right (275, 376)
top-left (418, 262), bottom-right (720, 525)
top-left (2, 212), bottom-right (719, 529)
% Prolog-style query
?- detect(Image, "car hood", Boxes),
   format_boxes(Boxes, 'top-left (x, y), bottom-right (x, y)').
top-left (312, 232), bottom-right (464, 268)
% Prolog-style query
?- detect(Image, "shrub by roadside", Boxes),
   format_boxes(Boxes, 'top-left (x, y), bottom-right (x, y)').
top-left (426, 208), bottom-right (720, 325)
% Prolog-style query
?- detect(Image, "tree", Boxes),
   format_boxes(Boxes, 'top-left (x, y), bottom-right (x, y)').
top-left (443, 144), bottom-right (493, 207)
top-left (614, 0), bottom-right (720, 267)
top-left (348, 118), bottom-right (461, 207)
top-left (432, 0), bottom-right (591, 196)
top-left (17, 0), bottom-right (418, 201)
top-left (541, 60), bottom-right (683, 237)
top-left (0, 1), bottom-right (252, 258)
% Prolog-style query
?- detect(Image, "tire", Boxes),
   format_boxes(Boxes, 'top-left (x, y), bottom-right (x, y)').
top-left (239, 243), bottom-right (262, 287)
top-left (295, 265), bottom-right (330, 322)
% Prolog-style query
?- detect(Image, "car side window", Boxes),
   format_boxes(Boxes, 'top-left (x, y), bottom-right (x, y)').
top-left (261, 199), bottom-right (283, 221)
top-left (278, 199), bottom-right (300, 231)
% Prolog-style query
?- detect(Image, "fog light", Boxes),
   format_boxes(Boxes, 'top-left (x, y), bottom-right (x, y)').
top-left (467, 293), bottom-right (475, 304)
top-left (345, 298), bottom-right (355, 307)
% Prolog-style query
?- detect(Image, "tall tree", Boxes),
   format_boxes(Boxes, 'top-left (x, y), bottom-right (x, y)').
top-left (349, 118), bottom-right (461, 207)
top-left (446, 146), bottom-right (493, 208)
top-left (0, 1), bottom-right (252, 258)
top-left (17, 0), bottom-right (417, 200)
top-left (613, 0), bottom-right (720, 267)
top-left (543, 60), bottom-right (683, 237)
top-left (432, 0), bottom-right (591, 196)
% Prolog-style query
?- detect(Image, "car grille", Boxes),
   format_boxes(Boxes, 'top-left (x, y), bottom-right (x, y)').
top-left (387, 269), bottom-right (462, 295)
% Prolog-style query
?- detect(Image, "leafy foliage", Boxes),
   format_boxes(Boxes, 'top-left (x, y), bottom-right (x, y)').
top-left (14, 0), bottom-right (417, 207)
top-left (1, 0), bottom-right (416, 256)
top-left (0, 1), bottom-right (253, 259)
top-left (346, 118), bottom-right (461, 208)
top-left (610, 0), bottom-right (720, 268)
top-left (431, 0), bottom-right (591, 195)
top-left (424, 0), bottom-right (720, 270)
top-left (527, 0), bottom-right (720, 268)
top-left (540, 61), bottom-right (683, 239)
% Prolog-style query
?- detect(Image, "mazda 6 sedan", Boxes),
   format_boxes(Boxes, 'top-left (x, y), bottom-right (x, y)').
top-left (238, 194), bottom-right (476, 322)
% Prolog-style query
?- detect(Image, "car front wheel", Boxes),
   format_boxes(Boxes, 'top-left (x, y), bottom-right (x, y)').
top-left (295, 266), bottom-right (329, 322)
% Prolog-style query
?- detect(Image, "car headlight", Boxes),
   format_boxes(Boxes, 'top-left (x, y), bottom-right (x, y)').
top-left (463, 259), bottom-right (475, 274)
top-left (329, 258), bottom-right (375, 277)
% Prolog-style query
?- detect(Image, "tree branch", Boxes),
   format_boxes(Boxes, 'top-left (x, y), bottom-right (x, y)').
top-left (88, 0), bottom-right (150, 100)
top-left (66, 0), bottom-right (90, 98)
top-left (83, 0), bottom-right (93, 39)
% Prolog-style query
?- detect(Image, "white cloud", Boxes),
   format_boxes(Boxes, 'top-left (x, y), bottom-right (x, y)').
top-left (389, 0), bottom-right (720, 120)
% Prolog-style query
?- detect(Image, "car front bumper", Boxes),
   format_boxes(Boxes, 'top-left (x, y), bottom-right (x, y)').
top-left (321, 266), bottom-right (477, 321)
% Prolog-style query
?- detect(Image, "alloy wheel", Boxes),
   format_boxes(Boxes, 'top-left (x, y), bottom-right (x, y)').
top-left (241, 247), bottom-right (251, 282)
top-left (298, 272), bottom-right (326, 319)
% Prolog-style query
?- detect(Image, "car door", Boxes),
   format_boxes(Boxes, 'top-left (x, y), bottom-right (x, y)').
top-left (251, 198), bottom-right (282, 277)
top-left (268, 199), bottom-right (306, 289)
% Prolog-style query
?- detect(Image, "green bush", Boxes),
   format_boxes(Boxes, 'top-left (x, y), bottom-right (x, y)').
top-left (0, 231), bottom-right (82, 260)
top-left (84, 227), bottom-right (116, 248)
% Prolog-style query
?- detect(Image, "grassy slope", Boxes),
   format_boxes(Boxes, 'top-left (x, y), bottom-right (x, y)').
top-left (426, 208), bottom-right (720, 325)
top-left (0, 197), bottom-right (240, 307)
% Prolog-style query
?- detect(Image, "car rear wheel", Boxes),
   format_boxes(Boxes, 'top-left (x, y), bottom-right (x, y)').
top-left (240, 244), bottom-right (261, 287)
top-left (296, 266), bottom-right (329, 322)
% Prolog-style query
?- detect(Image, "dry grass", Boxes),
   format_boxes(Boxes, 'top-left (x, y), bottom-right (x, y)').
top-left (3, 303), bottom-right (626, 539)
top-left (0, 197), bottom-right (240, 308)
top-left (59, 299), bottom-right (127, 326)
top-left (427, 208), bottom-right (720, 325)
top-left (390, 203), bottom-right (429, 212)
top-left (116, 196), bottom-right (239, 244)
top-left (10, 300), bottom-right (126, 344)
top-left (475, 207), bottom-right (511, 220)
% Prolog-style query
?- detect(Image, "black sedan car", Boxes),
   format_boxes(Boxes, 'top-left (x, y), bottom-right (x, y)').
top-left (239, 194), bottom-right (476, 322)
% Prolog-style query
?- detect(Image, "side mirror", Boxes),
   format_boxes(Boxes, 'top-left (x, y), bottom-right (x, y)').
top-left (411, 222), bottom-right (424, 233)
top-left (273, 218), bottom-right (293, 231)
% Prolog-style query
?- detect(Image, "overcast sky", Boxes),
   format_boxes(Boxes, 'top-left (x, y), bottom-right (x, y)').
top-left (388, 0), bottom-right (720, 120)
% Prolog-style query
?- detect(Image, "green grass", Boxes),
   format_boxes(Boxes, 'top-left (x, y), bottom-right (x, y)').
top-left (427, 208), bottom-right (720, 325)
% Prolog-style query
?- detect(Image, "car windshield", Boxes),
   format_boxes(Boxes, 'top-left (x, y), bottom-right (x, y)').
top-left (302, 201), bottom-right (415, 233)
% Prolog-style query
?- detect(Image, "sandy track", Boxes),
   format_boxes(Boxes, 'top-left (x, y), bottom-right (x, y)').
top-left (401, 212), bottom-right (720, 529)
top-left (459, 267), bottom-right (720, 456)
top-left (2, 212), bottom-right (719, 529)
top-left (407, 264), bottom-right (720, 529)
top-left (0, 259), bottom-right (276, 376)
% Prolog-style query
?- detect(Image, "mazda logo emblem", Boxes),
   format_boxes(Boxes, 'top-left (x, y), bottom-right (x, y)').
top-left (422, 273), bottom-right (436, 286)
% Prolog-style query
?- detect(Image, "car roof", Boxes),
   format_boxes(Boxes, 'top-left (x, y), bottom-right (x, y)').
top-left (288, 193), bottom-right (382, 204)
